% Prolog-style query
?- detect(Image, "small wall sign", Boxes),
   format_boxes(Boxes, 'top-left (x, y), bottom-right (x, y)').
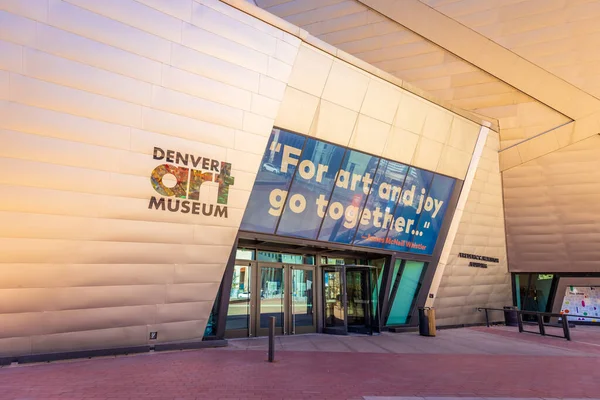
top-left (459, 252), bottom-right (499, 269)
top-left (149, 332), bottom-right (158, 340)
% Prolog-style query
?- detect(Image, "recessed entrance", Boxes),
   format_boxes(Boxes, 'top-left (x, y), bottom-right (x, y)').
top-left (217, 241), bottom-right (430, 339)
top-left (225, 260), bottom-right (317, 338)
top-left (323, 265), bottom-right (381, 335)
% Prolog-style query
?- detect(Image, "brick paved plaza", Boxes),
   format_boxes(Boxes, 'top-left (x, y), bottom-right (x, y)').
top-left (0, 327), bottom-right (598, 400)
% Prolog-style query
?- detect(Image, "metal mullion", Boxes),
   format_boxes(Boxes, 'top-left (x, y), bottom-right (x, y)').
top-left (384, 259), bottom-right (407, 325)
top-left (348, 157), bottom-right (383, 245)
top-left (215, 237), bottom-right (239, 339)
top-left (315, 148), bottom-right (349, 240)
top-left (379, 255), bottom-right (395, 328)
top-left (381, 164), bottom-right (412, 249)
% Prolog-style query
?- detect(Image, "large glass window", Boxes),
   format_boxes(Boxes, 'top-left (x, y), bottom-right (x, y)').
top-left (240, 129), bottom-right (457, 256)
top-left (353, 160), bottom-right (409, 248)
top-left (276, 138), bottom-right (345, 239)
top-left (516, 273), bottom-right (554, 313)
top-left (384, 168), bottom-right (434, 253)
top-left (409, 174), bottom-right (455, 254)
top-left (386, 260), bottom-right (426, 326)
top-left (318, 150), bottom-right (380, 244)
top-left (240, 129), bottom-right (305, 234)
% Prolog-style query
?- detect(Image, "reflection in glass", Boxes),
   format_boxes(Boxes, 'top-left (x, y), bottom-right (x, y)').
top-left (384, 168), bottom-right (434, 253)
top-left (517, 273), bottom-right (554, 321)
top-left (318, 150), bottom-right (380, 244)
top-left (240, 129), bottom-right (305, 234)
top-left (369, 260), bottom-right (384, 324)
top-left (324, 270), bottom-right (344, 328)
top-left (257, 251), bottom-right (315, 265)
top-left (259, 267), bottom-right (284, 328)
top-left (354, 160), bottom-right (409, 248)
top-left (277, 138), bottom-right (345, 239)
top-left (410, 174), bottom-right (455, 254)
top-left (226, 264), bottom-right (251, 331)
top-left (242, 128), bottom-right (459, 256)
top-left (236, 248), bottom-right (254, 260)
top-left (346, 269), bottom-right (368, 327)
top-left (386, 261), bottom-right (426, 326)
top-left (292, 269), bottom-right (314, 327)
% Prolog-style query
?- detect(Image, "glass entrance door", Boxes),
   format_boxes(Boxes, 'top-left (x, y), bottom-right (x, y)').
top-left (323, 267), bottom-right (346, 334)
top-left (226, 262), bottom-right (316, 338)
top-left (256, 265), bottom-right (285, 336)
top-left (346, 268), bottom-right (372, 334)
top-left (321, 265), bottom-right (379, 335)
top-left (290, 266), bottom-right (316, 334)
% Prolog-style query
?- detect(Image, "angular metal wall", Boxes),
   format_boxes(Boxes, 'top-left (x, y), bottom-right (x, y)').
top-left (504, 135), bottom-right (600, 273)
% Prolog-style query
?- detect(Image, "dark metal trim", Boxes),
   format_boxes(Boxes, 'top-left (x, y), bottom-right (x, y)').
top-left (377, 255), bottom-right (395, 329)
top-left (511, 272), bottom-right (518, 307)
top-left (214, 236), bottom-right (239, 339)
top-left (0, 339), bottom-right (228, 366)
top-left (238, 231), bottom-right (434, 262)
top-left (407, 178), bottom-right (464, 326)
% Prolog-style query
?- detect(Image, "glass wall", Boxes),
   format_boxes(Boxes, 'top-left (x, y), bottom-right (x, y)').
top-left (515, 273), bottom-right (554, 314)
top-left (225, 264), bottom-right (252, 331)
top-left (240, 128), bottom-right (457, 256)
top-left (386, 260), bottom-right (427, 326)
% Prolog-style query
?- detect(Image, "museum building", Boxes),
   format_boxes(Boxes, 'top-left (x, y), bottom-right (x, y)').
top-left (1, 0), bottom-right (599, 360)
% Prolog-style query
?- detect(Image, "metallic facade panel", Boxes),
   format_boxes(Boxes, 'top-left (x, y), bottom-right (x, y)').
top-left (504, 135), bottom-right (600, 273)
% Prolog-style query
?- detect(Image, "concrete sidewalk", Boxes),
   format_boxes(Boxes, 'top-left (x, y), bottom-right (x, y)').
top-left (222, 326), bottom-right (598, 356)
top-left (0, 326), bottom-right (598, 400)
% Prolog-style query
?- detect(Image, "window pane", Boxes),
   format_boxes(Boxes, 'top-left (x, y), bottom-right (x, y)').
top-left (226, 264), bottom-right (251, 331)
top-left (324, 270), bottom-right (344, 328)
top-left (240, 129), bottom-right (305, 234)
top-left (408, 174), bottom-right (456, 255)
top-left (276, 139), bottom-right (346, 239)
top-left (353, 159), bottom-right (409, 248)
top-left (292, 269), bottom-right (314, 327)
top-left (260, 267), bottom-right (284, 328)
top-left (532, 274), bottom-right (553, 312)
top-left (383, 168), bottom-right (434, 253)
top-left (388, 259), bottom-right (402, 300)
top-left (257, 251), bottom-right (281, 263)
top-left (281, 253), bottom-right (306, 264)
top-left (318, 150), bottom-right (380, 244)
top-left (236, 248), bottom-right (254, 260)
top-left (386, 261), bottom-right (426, 326)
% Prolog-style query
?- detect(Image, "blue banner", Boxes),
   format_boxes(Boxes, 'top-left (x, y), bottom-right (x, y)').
top-left (318, 149), bottom-right (379, 244)
top-left (276, 138), bottom-right (346, 239)
top-left (240, 129), bottom-right (458, 255)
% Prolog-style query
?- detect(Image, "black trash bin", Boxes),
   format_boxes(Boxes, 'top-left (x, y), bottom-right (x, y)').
top-left (418, 307), bottom-right (436, 337)
top-left (503, 306), bottom-right (519, 327)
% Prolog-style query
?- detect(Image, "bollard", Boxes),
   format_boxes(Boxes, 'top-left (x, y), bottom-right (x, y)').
top-left (561, 315), bottom-right (571, 341)
top-left (268, 316), bottom-right (275, 362)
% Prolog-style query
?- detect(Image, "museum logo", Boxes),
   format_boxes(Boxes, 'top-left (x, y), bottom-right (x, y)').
top-left (148, 147), bottom-right (235, 218)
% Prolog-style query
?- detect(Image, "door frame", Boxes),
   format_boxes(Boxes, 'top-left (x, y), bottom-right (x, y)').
top-left (289, 265), bottom-right (317, 335)
top-left (322, 265), bottom-right (347, 335)
top-left (224, 260), bottom-right (255, 339)
top-left (346, 266), bottom-right (374, 335)
top-left (254, 263), bottom-right (286, 336)
top-left (225, 261), bottom-right (317, 338)
top-left (321, 265), bottom-right (381, 335)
